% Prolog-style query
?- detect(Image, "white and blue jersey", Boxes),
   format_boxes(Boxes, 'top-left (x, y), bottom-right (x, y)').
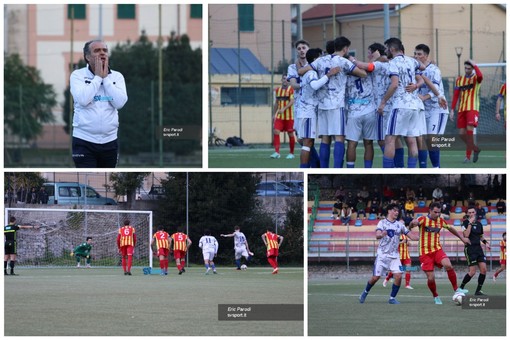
top-left (375, 218), bottom-right (410, 258)
top-left (199, 235), bottom-right (218, 253)
top-left (388, 55), bottom-right (422, 110)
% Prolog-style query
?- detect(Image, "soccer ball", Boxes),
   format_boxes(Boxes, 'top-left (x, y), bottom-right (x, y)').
top-left (452, 292), bottom-right (464, 306)
top-left (240, 264), bottom-right (248, 270)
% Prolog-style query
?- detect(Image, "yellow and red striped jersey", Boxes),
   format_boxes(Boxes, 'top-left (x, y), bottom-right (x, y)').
top-left (263, 232), bottom-right (280, 251)
top-left (274, 86), bottom-right (294, 120)
top-left (498, 83), bottom-right (506, 118)
top-left (500, 239), bottom-right (506, 261)
top-left (452, 66), bottom-right (483, 112)
top-left (416, 215), bottom-right (451, 256)
top-left (398, 234), bottom-right (410, 261)
top-left (153, 231), bottom-right (170, 250)
top-left (118, 226), bottom-right (136, 247)
top-left (171, 232), bottom-right (189, 251)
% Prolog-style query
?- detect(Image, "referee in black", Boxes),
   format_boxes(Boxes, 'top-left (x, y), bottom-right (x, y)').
top-left (4, 217), bottom-right (38, 276)
top-left (458, 206), bottom-right (491, 295)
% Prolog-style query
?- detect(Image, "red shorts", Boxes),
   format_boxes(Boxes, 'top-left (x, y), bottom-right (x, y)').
top-left (119, 245), bottom-right (134, 256)
top-left (400, 258), bottom-right (411, 266)
top-left (157, 248), bottom-right (170, 257)
top-left (173, 250), bottom-right (186, 259)
top-left (457, 110), bottom-right (479, 129)
top-left (500, 259), bottom-right (506, 265)
top-left (267, 248), bottom-right (279, 258)
top-left (274, 118), bottom-right (294, 132)
top-left (419, 249), bottom-right (448, 271)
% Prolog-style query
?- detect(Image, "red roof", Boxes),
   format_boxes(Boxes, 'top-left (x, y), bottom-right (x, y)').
top-left (302, 4), bottom-right (397, 20)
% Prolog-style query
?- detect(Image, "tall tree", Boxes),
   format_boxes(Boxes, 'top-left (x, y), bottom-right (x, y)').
top-left (109, 172), bottom-right (150, 208)
top-left (4, 54), bottom-right (56, 142)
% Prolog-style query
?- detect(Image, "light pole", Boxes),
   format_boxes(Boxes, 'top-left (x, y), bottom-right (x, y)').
top-left (455, 46), bottom-right (463, 77)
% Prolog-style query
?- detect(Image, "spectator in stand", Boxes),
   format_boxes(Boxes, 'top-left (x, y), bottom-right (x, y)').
top-left (405, 198), bottom-right (415, 217)
top-left (383, 186), bottom-right (394, 204)
top-left (496, 198), bottom-right (506, 215)
top-left (346, 192), bottom-right (357, 209)
top-left (453, 185), bottom-right (465, 207)
top-left (416, 186), bottom-right (426, 202)
top-left (340, 205), bottom-right (352, 226)
top-left (331, 199), bottom-right (343, 219)
top-left (369, 196), bottom-right (381, 218)
top-left (370, 187), bottom-right (382, 202)
top-left (356, 198), bottom-right (367, 220)
top-left (397, 187), bottom-right (407, 203)
top-left (440, 198), bottom-right (452, 219)
top-left (481, 185), bottom-right (491, 207)
top-left (432, 187), bottom-right (443, 202)
top-left (359, 186), bottom-right (370, 205)
top-left (467, 192), bottom-right (476, 207)
top-left (334, 186), bottom-right (346, 202)
top-left (443, 192), bottom-right (451, 205)
top-left (406, 187), bottom-right (416, 202)
top-left (475, 202), bottom-right (486, 221)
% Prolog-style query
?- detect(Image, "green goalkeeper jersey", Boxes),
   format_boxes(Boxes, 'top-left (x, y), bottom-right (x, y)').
top-left (74, 242), bottom-right (92, 255)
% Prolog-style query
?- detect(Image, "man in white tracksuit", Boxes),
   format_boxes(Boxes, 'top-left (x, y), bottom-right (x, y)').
top-left (70, 40), bottom-right (128, 168)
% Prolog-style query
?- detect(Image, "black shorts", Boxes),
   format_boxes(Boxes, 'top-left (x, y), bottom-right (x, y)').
top-left (72, 137), bottom-right (118, 168)
top-left (464, 245), bottom-right (486, 266)
top-left (5, 241), bottom-right (17, 255)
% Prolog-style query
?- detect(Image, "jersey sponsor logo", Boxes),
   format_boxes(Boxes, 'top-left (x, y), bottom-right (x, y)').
top-left (424, 226), bottom-right (441, 233)
top-left (93, 95), bottom-right (114, 102)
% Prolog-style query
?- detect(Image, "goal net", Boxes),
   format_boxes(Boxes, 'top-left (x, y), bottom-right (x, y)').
top-left (4, 208), bottom-right (153, 268)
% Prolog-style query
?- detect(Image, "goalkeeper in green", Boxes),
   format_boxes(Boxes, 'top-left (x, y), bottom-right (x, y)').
top-left (71, 237), bottom-right (93, 268)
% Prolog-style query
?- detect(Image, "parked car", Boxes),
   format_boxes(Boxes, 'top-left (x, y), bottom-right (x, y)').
top-left (42, 182), bottom-right (117, 205)
top-left (138, 186), bottom-right (166, 200)
top-left (255, 181), bottom-right (302, 197)
top-left (280, 180), bottom-right (304, 194)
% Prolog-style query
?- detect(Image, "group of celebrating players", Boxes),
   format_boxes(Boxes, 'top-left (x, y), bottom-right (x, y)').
top-left (71, 222), bottom-right (284, 276)
top-left (271, 36), bottom-right (486, 168)
top-left (359, 202), bottom-right (506, 305)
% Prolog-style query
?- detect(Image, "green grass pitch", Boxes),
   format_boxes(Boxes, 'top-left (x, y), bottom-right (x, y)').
top-left (308, 277), bottom-right (506, 336)
top-left (4, 266), bottom-right (304, 336)
top-left (208, 146), bottom-right (505, 168)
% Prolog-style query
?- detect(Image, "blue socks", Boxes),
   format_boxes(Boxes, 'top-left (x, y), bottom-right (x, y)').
top-left (333, 141), bottom-right (345, 168)
top-left (418, 150), bottom-right (428, 168)
top-left (319, 143), bottom-right (330, 168)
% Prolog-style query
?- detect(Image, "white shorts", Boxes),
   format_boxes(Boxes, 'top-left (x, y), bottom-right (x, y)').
top-left (377, 110), bottom-right (390, 141)
top-left (346, 110), bottom-right (378, 142)
top-left (318, 108), bottom-right (346, 137)
top-left (373, 255), bottom-right (402, 277)
top-left (235, 246), bottom-right (249, 260)
top-left (202, 251), bottom-right (215, 261)
top-left (295, 117), bottom-right (317, 140)
top-left (426, 109), bottom-right (449, 135)
top-left (386, 108), bottom-right (420, 137)
top-left (416, 110), bottom-right (427, 136)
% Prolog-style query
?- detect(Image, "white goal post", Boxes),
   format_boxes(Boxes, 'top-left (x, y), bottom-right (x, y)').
top-left (4, 207), bottom-right (154, 268)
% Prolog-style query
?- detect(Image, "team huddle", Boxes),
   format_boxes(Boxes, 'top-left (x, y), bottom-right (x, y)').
top-left (359, 203), bottom-right (505, 305)
top-left (274, 36), bottom-right (483, 168)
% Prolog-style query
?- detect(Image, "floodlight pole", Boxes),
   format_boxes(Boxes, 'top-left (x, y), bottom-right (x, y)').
top-left (455, 46), bottom-right (463, 77)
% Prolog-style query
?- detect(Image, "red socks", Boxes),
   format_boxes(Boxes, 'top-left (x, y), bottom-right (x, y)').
top-left (273, 135), bottom-right (281, 153)
top-left (447, 268), bottom-right (459, 291)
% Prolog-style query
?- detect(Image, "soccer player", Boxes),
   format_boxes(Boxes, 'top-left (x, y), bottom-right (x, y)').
top-left (271, 74), bottom-right (296, 159)
top-left (458, 207), bottom-right (491, 295)
top-left (495, 82), bottom-right (506, 127)
top-left (345, 54), bottom-right (378, 168)
top-left (378, 38), bottom-right (424, 168)
top-left (117, 219), bottom-right (136, 275)
top-left (414, 44), bottom-right (450, 168)
top-left (221, 226), bottom-right (253, 270)
top-left (302, 36), bottom-right (367, 168)
top-left (451, 59), bottom-right (483, 163)
top-left (198, 230), bottom-right (219, 274)
top-left (383, 233), bottom-right (414, 289)
top-left (70, 40), bottom-right (128, 167)
top-left (151, 226), bottom-right (170, 275)
top-left (261, 228), bottom-right (284, 274)
top-left (170, 227), bottom-right (192, 275)
top-left (4, 216), bottom-right (38, 276)
top-left (297, 48), bottom-right (339, 168)
top-left (493, 232), bottom-right (506, 281)
top-left (409, 202), bottom-right (471, 304)
top-left (71, 237), bottom-right (93, 268)
top-left (359, 203), bottom-right (418, 304)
